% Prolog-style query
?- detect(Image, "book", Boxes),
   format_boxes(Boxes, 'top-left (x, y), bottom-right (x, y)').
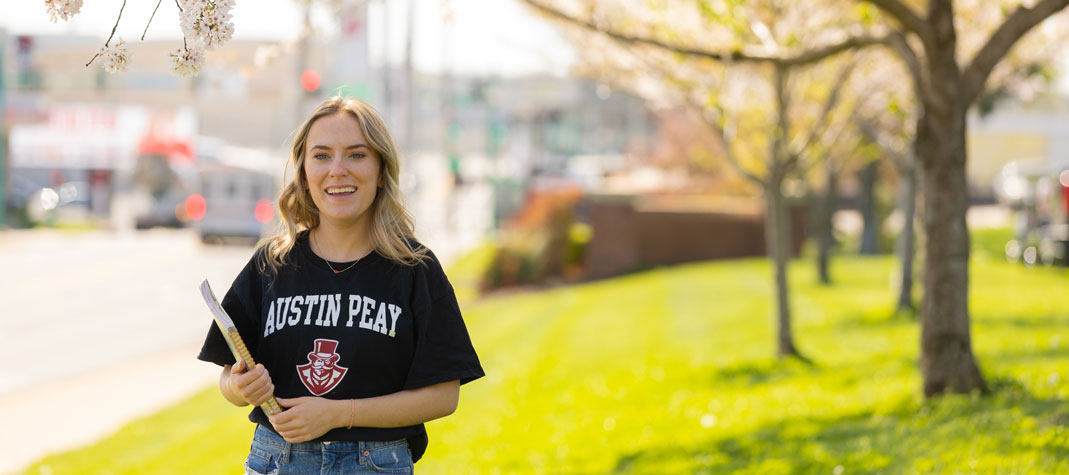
top-left (199, 279), bottom-right (283, 415)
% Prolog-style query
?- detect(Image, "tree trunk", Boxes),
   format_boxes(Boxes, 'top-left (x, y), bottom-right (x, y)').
top-left (894, 163), bottom-right (917, 315)
top-left (857, 159), bottom-right (880, 255)
top-left (816, 161), bottom-right (837, 285)
top-left (917, 130), bottom-right (985, 395)
top-left (767, 65), bottom-right (801, 359)
top-left (916, 9), bottom-right (986, 394)
top-left (765, 180), bottom-right (800, 358)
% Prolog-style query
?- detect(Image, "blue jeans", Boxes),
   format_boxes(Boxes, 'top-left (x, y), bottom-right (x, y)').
top-left (244, 425), bottom-right (414, 474)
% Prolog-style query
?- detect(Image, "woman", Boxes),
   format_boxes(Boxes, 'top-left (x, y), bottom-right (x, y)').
top-left (198, 96), bottom-right (484, 474)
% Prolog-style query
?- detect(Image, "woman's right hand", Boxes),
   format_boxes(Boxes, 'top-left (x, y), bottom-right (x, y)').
top-left (227, 360), bottom-right (275, 407)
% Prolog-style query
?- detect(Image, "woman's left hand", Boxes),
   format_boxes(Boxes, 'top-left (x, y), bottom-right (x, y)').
top-left (269, 397), bottom-right (343, 443)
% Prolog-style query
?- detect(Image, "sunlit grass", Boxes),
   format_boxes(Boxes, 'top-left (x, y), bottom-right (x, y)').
top-left (24, 236), bottom-right (1069, 474)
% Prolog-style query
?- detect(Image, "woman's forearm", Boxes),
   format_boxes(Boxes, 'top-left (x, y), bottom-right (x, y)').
top-left (351, 380), bottom-right (460, 428)
top-left (269, 380), bottom-right (461, 443)
top-left (219, 365), bottom-right (249, 407)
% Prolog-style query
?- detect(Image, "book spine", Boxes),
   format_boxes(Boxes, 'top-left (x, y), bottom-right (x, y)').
top-left (229, 328), bottom-right (283, 415)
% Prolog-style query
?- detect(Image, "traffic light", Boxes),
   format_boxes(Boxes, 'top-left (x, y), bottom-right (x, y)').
top-left (301, 69), bottom-right (321, 93)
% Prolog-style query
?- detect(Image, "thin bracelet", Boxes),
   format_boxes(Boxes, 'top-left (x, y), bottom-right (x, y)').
top-left (347, 399), bottom-right (355, 429)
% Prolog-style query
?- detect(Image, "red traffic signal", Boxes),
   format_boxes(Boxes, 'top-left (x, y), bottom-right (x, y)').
top-left (301, 69), bottom-right (321, 93)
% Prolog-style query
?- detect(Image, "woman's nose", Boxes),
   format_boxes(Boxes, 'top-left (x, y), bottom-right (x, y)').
top-left (327, 156), bottom-right (346, 175)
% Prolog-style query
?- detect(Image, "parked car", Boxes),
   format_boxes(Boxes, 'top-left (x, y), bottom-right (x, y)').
top-left (192, 163), bottom-right (278, 244)
top-left (993, 158), bottom-right (1069, 266)
top-left (131, 153), bottom-right (197, 229)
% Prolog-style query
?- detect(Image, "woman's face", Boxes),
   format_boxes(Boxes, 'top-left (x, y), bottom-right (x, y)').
top-left (303, 113), bottom-right (382, 229)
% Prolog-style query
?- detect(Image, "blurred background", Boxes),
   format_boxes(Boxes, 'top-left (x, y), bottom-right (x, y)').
top-left (1, 0), bottom-right (1068, 473)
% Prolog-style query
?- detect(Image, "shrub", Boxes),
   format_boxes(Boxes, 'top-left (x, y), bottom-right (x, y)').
top-left (480, 187), bottom-right (589, 292)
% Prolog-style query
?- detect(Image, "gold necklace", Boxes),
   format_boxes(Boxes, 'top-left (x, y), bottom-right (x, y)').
top-left (313, 232), bottom-right (363, 275)
top-left (324, 258), bottom-right (360, 275)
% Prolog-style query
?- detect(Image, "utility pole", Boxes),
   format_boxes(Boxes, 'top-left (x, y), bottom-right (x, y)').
top-left (439, 0), bottom-right (461, 233)
top-left (402, 0), bottom-right (415, 155)
top-left (294, 3), bottom-right (313, 127)
top-left (0, 28), bottom-right (8, 228)
top-left (380, 0), bottom-right (391, 127)
top-left (440, 0), bottom-right (456, 173)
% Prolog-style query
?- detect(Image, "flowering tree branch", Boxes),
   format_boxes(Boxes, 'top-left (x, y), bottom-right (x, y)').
top-left (522, 0), bottom-right (891, 68)
top-left (84, 0), bottom-right (128, 69)
top-left (46, 0), bottom-right (235, 77)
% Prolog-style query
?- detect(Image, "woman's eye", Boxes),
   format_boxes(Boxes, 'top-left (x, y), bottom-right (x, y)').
top-left (314, 153), bottom-right (329, 160)
top-left (350, 153), bottom-right (365, 159)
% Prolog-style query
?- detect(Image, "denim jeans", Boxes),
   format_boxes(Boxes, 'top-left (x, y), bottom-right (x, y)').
top-left (244, 425), bottom-right (414, 475)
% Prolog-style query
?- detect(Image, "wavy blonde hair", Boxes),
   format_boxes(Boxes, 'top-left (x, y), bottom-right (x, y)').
top-left (259, 96), bottom-right (427, 275)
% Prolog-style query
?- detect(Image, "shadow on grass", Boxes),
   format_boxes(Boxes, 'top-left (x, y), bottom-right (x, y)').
top-left (831, 311), bottom-right (1068, 336)
top-left (831, 313), bottom-right (915, 331)
top-left (972, 314), bottom-right (1069, 330)
top-left (612, 379), bottom-right (1069, 474)
top-left (710, 357), bottom-right (821, 387)
top-left (989, 346), bottom-right (1069, 365)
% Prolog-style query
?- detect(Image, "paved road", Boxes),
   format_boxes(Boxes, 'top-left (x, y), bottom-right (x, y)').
top-left (0, 228), bottom-right (254, 474)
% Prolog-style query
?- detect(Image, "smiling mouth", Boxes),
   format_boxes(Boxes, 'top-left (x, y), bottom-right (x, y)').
top-left (326, 186), bottom-right (357, 196)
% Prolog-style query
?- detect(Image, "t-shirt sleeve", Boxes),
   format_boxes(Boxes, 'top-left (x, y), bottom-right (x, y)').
top-left (197, 253), bottom-right (264, 367)
top-left (403, 291), bottom-right (484, 389)
top-left (403, 252), bottom-right (484, 390)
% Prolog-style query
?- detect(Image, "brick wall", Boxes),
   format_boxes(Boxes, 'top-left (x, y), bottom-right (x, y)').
top-left (582, 194), bottom-right (806, 280)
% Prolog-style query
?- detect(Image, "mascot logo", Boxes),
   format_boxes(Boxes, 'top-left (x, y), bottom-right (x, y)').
top-left (296, 339), bottom-right (348, 396)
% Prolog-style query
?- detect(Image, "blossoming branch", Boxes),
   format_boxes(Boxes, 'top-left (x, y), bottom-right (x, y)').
top-left (47, 0), bottom-right (236, 78)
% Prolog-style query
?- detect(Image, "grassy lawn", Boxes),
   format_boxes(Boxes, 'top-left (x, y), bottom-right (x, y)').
top-left (25, 232), bottom-right (1069, 474)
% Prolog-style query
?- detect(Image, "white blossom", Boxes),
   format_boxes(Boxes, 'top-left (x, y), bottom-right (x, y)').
top-left (44, 0), bottom-right (83, 22)
top-left (99, 39), bottom-right (130, 74)
top-left (170, 46), bottom-right (205, 78)
top-left (179, 0), bottom-right (236, 50)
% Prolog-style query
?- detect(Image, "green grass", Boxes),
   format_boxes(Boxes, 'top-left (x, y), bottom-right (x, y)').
top-left (24, 240), bottom-right (1069, 474)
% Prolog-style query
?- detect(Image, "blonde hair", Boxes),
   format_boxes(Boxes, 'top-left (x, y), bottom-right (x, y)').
top-left (259, 96), bottom-right (427, 275)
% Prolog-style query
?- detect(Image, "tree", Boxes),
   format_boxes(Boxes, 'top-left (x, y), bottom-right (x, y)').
top-left (861, 0), bottom-right (1069, 396)
top-left (858, 110), bottom-right (920, 315)
top-left (810, 131), bottom-right (842, 286)
top-left (851, 20), bottom-right (1059, 319)
top-left (528, 0), bottom-right (1069, 396)
top-left (848, 47), bottom-right (921, 316)
top-left (802, 43), bottom-right (913, 286)
top-left (523, 0), bottom-right (881, 358)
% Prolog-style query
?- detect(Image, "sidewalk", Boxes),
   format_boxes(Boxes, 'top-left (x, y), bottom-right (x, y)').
top-left (0, 345), bottom-right (217, 474)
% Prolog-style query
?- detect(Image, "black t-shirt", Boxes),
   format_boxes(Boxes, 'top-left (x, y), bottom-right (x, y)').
top-left (198, 232), bottom-right (484, 462)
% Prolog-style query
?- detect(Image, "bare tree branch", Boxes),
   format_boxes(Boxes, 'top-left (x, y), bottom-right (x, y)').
top-left (143, 0), bottom-right (165, 41)
top-left (823, 106), bottom-right (863, 159)
top-left (684, 89), bottom-right (764, 185)
top-left (886, 31), bottom-right (924, 99)
top-left (781, 35), bottom-right (889, 67)
top-left (694, 104), bottom-right (766, 186)
top-left (857, 116), bottom-right (913, 173)
top-left (622, 45), bottom-right (767, 185)
top-left (788, 58), bottom-right (858, 160)
top-left (522, 0), bottom-right (889, 67)
top-left (858, 0), bottom-right (932, 46)
top-left (961, 0), bottom-right (1069, 105)
top-left (795, 84), bottom-right (884, 178)
top-left (773, 65), bottom-right (794, 172)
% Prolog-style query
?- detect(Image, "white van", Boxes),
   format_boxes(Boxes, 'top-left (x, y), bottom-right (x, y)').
top-left (192, 164), bottom-right (278, 244)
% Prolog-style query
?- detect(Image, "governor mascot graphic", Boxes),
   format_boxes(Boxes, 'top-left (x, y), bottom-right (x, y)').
top-left (296, 338), bottom-right (348, 396)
